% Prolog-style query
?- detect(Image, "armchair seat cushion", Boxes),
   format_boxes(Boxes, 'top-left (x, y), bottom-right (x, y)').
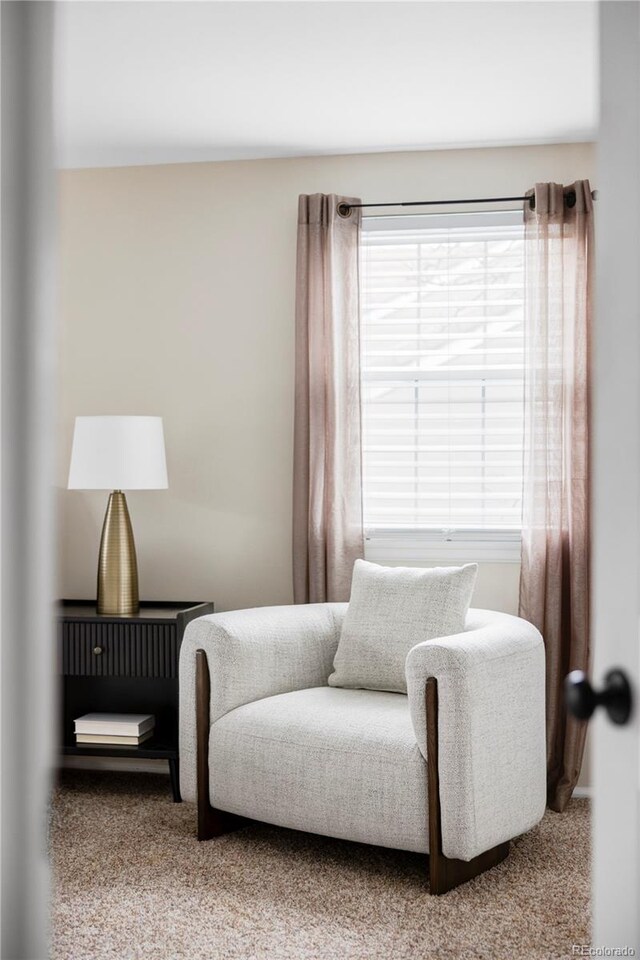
top-left (210, 686), bottom-right (429, 853)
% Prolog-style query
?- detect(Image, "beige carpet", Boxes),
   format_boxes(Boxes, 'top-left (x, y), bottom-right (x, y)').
top-left (51, 770), bottom-right (590, 960)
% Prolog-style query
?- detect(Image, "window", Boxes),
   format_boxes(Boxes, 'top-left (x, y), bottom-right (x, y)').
top-left (360, 211), bottom-right (525, 562)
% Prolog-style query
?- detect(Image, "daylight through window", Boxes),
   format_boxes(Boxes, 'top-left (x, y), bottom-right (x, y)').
top-left (360, 211), bottom-right (525, 560)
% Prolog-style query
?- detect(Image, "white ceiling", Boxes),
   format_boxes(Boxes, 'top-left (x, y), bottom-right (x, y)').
top-left (55, 1), bottom-right (599, 169)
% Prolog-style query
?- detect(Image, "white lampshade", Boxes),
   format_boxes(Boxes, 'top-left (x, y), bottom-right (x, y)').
top-left (67, 416), bottom-right (168, 490)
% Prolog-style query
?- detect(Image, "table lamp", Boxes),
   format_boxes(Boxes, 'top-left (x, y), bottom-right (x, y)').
top-left (67, 416), bottom-right (168, 616)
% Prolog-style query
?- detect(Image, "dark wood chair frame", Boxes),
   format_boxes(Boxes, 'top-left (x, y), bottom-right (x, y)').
top-left (195, 649), bottom-right (509, 894)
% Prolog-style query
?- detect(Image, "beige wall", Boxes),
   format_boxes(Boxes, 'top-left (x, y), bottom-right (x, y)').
top-left (57, 142), bottom-right (596, 616)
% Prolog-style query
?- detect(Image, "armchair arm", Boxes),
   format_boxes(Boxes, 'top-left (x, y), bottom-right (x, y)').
top-left (406, 609), bottom-right (546, 861)
top-left (179, 602), bottom-right (347, 801)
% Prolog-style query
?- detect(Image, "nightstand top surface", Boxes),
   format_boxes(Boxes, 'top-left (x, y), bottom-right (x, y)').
top-left (58, 600), bottom-right (213, 622)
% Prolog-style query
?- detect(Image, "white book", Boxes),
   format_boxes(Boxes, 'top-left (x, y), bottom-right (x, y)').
top-left (76, 731), bottom-right (153, 746)
top-left (74, 712), bottom-right (155, 737)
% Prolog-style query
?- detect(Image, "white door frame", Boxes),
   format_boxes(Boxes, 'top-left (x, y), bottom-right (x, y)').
top-left (592, 1), bottom-right (640, 949)
top-left (1, 3), bottom-right (56, 957)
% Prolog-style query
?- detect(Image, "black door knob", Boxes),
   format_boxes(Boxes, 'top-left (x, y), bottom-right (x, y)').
top-left (565, 669), bottom-right (632, 725)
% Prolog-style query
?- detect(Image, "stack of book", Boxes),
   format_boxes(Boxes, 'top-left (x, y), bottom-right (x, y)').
top-left (74, 713), bottom-right (155, 747)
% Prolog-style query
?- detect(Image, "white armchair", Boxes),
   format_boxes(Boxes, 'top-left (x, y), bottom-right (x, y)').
top-left (179, 603), bottom-right (546, 893)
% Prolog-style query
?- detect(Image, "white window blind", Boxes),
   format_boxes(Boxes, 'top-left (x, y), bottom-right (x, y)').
top-left (360, 211), bottom-right (525, 561)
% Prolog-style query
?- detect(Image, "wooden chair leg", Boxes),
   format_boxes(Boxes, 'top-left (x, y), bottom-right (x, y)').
top-left (196, 649), bottom-right (243, 840)
top-left (425, 677), bottom-right (509, 894)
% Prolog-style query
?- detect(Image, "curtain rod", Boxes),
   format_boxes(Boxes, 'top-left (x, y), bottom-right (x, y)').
top-left (338, 189), bottom-right (598, 217)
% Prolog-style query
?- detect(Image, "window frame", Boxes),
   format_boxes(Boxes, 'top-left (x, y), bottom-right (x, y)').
top-left (360, 209), bottom-right (525, 565)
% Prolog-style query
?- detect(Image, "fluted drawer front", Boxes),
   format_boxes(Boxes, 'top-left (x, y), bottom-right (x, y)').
top-left (62, 621), bottom-right (178, 677)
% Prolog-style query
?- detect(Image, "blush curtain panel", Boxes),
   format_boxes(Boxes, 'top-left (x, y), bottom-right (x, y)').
top-left (519, 181), bottom-right (594, 812)
top-left (293, 194), bottom-right (364, 603)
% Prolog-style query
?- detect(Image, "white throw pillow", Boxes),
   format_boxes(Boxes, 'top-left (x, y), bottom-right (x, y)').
top-left (328, 559), bottom-right (478, 694)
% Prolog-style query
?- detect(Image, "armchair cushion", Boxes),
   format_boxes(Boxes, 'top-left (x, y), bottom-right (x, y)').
top-left (328, 559), bottom-right (477, 693)
top-left (209, 686), bottom-right (429, 853)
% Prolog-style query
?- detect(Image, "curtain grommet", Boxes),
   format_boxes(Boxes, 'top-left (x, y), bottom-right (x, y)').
top-left (337, 202), bottom-right (352, 219)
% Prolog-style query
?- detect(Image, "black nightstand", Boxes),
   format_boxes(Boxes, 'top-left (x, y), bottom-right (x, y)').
top-left (57, 600), bottom-right (214, 801)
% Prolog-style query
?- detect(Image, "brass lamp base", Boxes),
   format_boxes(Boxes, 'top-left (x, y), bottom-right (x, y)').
top-left (97, 490), bottom-right (139, 616)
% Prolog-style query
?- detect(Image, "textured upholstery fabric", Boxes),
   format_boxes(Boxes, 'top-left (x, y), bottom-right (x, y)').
top-left (179, 603), bottom-right (348, 803)
top-left (179, 603), bottom-right (546, 863)
top-left (406, 609), bottom-right (547, 861)
top-left (210, 686), bottom-right (429, 853)
top-left (328, 560), bottom-right (477, 693)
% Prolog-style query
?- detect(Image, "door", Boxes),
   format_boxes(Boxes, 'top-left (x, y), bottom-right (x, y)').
top-left (1, 3), bottom-right (56, 958)
top-left (591, 1), bottom-right (640, 949)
